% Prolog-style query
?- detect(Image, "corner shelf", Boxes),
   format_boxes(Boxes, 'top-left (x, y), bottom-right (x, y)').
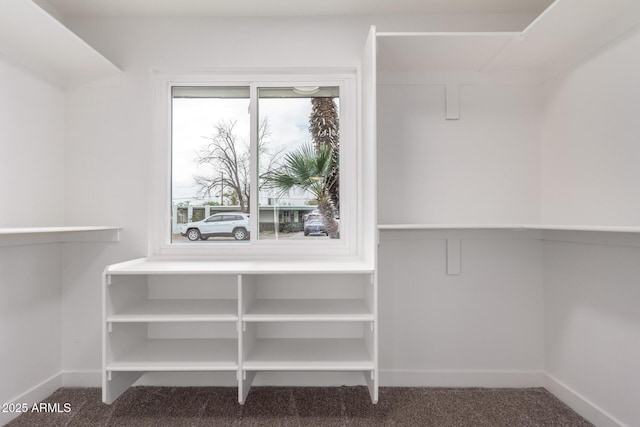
top-left (0, 0), bottom-right (121, 87)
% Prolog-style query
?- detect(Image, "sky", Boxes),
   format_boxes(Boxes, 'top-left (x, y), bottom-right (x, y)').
top-left (171, 95), bottom-right (317, 206)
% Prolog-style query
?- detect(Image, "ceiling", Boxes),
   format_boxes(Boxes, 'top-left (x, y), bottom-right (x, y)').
top-left (40, 0), bottom-right (556, 18)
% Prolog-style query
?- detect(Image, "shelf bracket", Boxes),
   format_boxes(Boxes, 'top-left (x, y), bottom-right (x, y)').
top-left (370, 370), bottom-right (375, 381)
top-left (107, 322), bottom-right (113, 333)
top-left (242, 322), bottom-right (247, 332)
top-left (243, 371), bottom-right (247, 381)
top-left (370, 322), bottom-right (374, 332)
top-left (445, 84), bottom-right (460, 120)
top-left (446, 239), bottom-right (462, 275)
top-left (107, 371), bottom-right (112, 382)
top-left (106, 275), bottom-right (112, 286)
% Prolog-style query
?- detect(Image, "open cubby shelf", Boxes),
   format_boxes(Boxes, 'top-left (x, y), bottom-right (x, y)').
top-left (102, 259), bottom-right (378, 404)
top-left (106, 338), bottom-right (238, 372)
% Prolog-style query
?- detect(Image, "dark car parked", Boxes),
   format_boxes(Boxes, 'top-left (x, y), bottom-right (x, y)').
top-left (303, 219), bottom-right (328, 236)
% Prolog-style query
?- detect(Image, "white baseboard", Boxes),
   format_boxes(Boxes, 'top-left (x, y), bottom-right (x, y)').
top-left (379, 369), bottom-right (545, 388)
top-left (0, 373), bottom-right (62, 426)
top-left (544, 373), bottom-right (626, 427)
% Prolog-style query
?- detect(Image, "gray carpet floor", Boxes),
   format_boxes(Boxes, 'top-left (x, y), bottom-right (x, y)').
top-left (7, 386), bottom-right (593, 426)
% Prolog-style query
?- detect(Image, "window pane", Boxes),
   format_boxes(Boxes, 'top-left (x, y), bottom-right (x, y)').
top-left (258, 86), bottom-right (340, 241)
top-left (171, 86), bottom-right (251, 243)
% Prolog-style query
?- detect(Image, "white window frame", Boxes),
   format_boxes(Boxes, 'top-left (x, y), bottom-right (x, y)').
top-left (150, 69), bottom-right (360, 260)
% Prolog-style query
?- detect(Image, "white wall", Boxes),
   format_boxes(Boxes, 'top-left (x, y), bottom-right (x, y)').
top-left (0, 56), bottom-right (65, 425)
top-left (538, 25), bottom-right (640, 427)
top-left (377, 78), bottom-right (541, 224)
top-left (0, 244), bottom-right (63, 425)
top-left (379, 230), bottom-right (544, 386)
top-left (543, 234), bottom-right (640, 427)
top-left (540, 26), bottom-right (640, 226)
top-left (0, 57), bottom-right (64, 227)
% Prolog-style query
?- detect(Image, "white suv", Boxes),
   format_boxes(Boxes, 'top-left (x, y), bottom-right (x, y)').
top-left (180, 212), bottom-right (250, 241)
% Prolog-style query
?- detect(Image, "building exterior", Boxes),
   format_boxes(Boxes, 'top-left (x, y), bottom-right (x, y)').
top-left (172, 204), bottom-right (318, 233)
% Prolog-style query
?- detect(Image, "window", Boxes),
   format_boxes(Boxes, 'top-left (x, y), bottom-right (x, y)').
top-left (257, 86), bottom-right (340, 241)
top-left (171, 86), bottom-right (250, 242)
top-left (155, 72), bottom-right (357, 257)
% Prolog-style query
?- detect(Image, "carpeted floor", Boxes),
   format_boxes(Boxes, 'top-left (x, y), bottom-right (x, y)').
top-left (6, 386), bottom-right (593, 426)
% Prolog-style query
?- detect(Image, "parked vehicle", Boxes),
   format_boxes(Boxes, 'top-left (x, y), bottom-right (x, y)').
top-left (304, 218), bottom-right (328, 236)
top-left (180, 212), bottom-right (250, 241)
top-left (304, 212), bottom-right (322, 224)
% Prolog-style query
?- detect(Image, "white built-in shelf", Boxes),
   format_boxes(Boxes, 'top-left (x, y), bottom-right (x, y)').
top-left (103, 261), bottom-right (378, 404)
top-left (0, 226), bottom-right (121, 236)
top-left (377, 32), bottom-right (518, 71)
top-left (243, 338), bottom-right (374, 371)
top-left (243, 299), bottom-right (373, 322)
top-left (523, 224), bottom-right (640, 233)
top-left (377, 0), bottom-right (640, 76)
top-left (378, 224), bottom-right (640, 233)
top-left (0, 226), bottom-right (121, 246)
top-left (108, 299), bottom-right (238, 323)
top-left (378, 224), bottom-right (525, 230)
top-left (106, 338), bottom-right (238, 372)
top-left (0, 0), bottom-right (121, 87)
top-left (489, 0), bottom-right (640, 76)
top-left (106, 257), bottom-right (374, 275)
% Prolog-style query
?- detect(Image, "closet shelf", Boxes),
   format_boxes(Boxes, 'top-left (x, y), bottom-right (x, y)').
top-left (378, 224), bottom-right (640, 233)
top-left (378, 224), bottom-right (524, 230)
top-left (243, 338), bottom-right (374, 371)
top-left (376, 0), bottom-right (640, 76)
top-left (108, 299), bottom-right (238, 323)
top-left (0, 0), bottom-right (120, 87)
top-left (376, 32), bottom-right (518, 71)
top-left (106, 338), bottom-right (238, 372)
top-left (0, 226), bottom-right (121, 246)
top-left (243, 299), bottom-right (374, 322)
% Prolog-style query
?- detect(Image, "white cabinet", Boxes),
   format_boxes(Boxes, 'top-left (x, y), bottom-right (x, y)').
top-left (102, 259), bottom-right (378, 404)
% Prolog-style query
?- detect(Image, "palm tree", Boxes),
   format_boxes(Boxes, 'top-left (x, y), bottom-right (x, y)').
top-left (263, 143), bottom-right (339, 238)
top-left (310, 97), bottom-right (339, 212)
